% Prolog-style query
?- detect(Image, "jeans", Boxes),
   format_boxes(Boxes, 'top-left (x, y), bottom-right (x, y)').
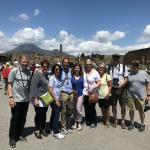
top-left (49, 102), bottom-right (61, 134)
top-left (34, 106), bottom-right (48, 131)
top-left (9, 102), bottom-right (29, 140)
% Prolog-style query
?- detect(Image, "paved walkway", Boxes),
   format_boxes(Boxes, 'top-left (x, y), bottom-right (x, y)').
top-left (0, 81), bottom-right (150, 150)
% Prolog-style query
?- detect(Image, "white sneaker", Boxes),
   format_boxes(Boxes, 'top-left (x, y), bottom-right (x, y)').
top-left (77, 124), bottom-right (82, 131)
top-left (67, 129), bottom-right (73, 134)
top-left (72, 123), bottom-right (77, 129)
top-left (61, 128), bottom-right (68, 135)
top-left (53, 133), bottom-right (65, 139)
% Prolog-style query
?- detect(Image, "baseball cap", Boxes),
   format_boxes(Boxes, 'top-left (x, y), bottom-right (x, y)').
top-left (35, 64), bottom-right (41, 67)
top-left (14, 61), bottom-right (18, 64)
top-left (6, 62), bottom-right (10, 65)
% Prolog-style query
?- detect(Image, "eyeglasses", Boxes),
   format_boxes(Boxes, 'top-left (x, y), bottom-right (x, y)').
top-left (86, 64), bottom-right (92, 66)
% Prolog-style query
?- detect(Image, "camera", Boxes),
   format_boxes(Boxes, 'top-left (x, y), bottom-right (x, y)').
top-left (144, 101), bottom-right (150, 112)
top-left (113, 78), bottom-right (119, 86)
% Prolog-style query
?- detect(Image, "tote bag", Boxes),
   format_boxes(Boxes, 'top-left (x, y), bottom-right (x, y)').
top-left (40, 92), bottom-right (54, 106)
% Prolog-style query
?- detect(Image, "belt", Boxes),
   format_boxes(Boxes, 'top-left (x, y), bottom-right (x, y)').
top-left (61, 91), bottom-right (73, 95)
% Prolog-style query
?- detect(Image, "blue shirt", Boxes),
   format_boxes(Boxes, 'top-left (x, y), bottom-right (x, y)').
top-left (61, 69), bottom-right (73, 93)
top-left (71, 76), bottom-right (84, 96)
top-left (49, 75), bottom-right (62, 100)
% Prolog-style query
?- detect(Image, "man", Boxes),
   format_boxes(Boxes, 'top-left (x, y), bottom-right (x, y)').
top-left (8, 56), bottom-right (32, 148)
top-left (108, 54), bottom-right (128, 129)
top-left (60, 58), bottom-right (73, 134)
top-left (128, 60), bottom-right (150, 132)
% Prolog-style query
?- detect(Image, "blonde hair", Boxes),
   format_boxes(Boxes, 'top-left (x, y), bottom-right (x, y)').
top-left (98, 62), bottom-right (107, 73)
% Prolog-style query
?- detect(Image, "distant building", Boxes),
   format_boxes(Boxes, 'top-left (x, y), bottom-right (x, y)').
top-left (0, 54), bottom-right (11, 64)
top-left (125, 47), bottom-right (150, 70)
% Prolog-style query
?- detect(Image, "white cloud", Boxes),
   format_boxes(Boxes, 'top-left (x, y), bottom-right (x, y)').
top-left (34, 9), bottom-right (40, 16)
top-left (78, 41), bottom-right (121, 55)
top-left (0, 31), bottom-right (14, 52)
top-left (12, 27), bottom-right (45, 45)
top-left (139, 25), bottom-right (150, 42)
top-left (10, 13), bottom-right (30, 22)
top-left (10, 9), bottom-right (40, 22)
top-left (10, 16), bottom-right (17, 22)
top-left (19, 13), bottom-right (30, 21)
top-left (59, 30), bottom-right (82, 45)
top-left (94, 31), bottom-right (125, 43)
top-left (40, 38), bottom-right (59, 50)
top-left (0, 27), bottom-right (150, 56)
top-left (0, 31), bottom-right (5, 39)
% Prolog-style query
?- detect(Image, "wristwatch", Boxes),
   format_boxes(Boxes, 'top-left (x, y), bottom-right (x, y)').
top-left (9, 96), bottom-right (13, 99)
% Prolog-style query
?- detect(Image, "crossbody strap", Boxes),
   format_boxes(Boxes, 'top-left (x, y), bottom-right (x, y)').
top-left (61, 73), bottom-right (68, 87)
top-left (18, 67), bottom-right (30, 88)
top-left (86, 73), bottom-right (90, 92)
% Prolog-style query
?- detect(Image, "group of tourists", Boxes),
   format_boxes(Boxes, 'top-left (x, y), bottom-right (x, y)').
top-left (4, 54), bottom-right (150, 148)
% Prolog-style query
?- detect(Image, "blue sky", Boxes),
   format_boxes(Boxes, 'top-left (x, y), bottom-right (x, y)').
top-left (0, 0), bottom-right (150, 55)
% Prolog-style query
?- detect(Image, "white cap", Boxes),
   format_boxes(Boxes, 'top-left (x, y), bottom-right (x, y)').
top-left (35, 64), bottom-right (41, 67)
top-left (6, 62), bottom-right (10, 65)
top-left (14, 61), bottom-right (18, 64)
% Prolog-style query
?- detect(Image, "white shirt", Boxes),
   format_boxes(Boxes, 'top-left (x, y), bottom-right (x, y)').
top-left (109, 64), bottom-right (128, 87)
top-left (83, 69), bottom-right (101, 95)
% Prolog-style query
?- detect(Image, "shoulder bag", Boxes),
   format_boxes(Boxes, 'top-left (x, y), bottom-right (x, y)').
top-left (40, 91), bottom-right (54, 106)
top-left (86, 74), bottom-right (99, 103)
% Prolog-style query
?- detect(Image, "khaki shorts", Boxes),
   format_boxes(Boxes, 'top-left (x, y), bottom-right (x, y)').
top-left (128, 98), bottom-right (145, 112)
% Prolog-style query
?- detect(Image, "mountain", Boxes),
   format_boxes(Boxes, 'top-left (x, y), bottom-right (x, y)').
top-left (4, 44), bottom-right (71, 56)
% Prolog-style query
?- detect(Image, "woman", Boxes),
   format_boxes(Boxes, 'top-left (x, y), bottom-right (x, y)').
top-left (30, 60), bottom-right (49, 139)
top-left (83, 59), bottom-right (101, 127)
top-left (2, 63), bottom-right (11, 94)
top-left (98, 63), bottom-right (112, 128)
top-left (71, 63), bottom-right (84, 131)
top-left (49, 64), bottom-right (64, 139)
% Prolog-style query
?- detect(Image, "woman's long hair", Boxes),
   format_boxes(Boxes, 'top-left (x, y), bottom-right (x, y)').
top-left (71, 63), bottom-right (83, 77)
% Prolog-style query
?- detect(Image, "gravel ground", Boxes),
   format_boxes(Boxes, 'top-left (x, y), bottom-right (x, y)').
top-left (0, 81), bottom-right (150, 150)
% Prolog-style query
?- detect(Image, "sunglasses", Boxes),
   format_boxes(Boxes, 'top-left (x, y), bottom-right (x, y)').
top-left (99, 66), bottom-right (105, 68)
top-left (55, 68), bottom-right (60, 71)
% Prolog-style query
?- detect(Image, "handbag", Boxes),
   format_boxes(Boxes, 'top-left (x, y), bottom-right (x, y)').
top-left (89, 92), bottom-right (99, 103)
top-left (40, 92), bottom-right (54, 106)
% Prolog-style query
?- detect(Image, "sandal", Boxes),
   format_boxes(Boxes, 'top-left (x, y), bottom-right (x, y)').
top-left (103, 122), bottom-right (110, 128)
